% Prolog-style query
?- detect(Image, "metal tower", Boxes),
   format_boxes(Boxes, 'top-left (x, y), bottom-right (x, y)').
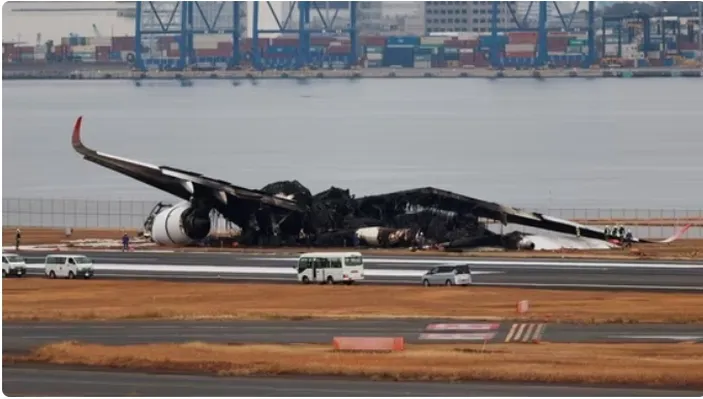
top-left (134, 1), bottom-right (243, 71)
top-left (490, 1), bottom-right (596, 68)
top-left (251, 1), bottom-right (358, 70)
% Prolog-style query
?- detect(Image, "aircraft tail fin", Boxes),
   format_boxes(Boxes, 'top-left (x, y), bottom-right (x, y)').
top-left (658, 223), bottom-right (692, 244)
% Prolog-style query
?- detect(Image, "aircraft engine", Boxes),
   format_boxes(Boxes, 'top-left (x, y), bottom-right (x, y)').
top-left (516, 237), bottom-right (536, 250)
top-left (150, 201), bottom-right (212, 245)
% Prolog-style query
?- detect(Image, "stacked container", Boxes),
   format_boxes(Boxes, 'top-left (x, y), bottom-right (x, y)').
top-left (383, 35), bottom-right (418, 67)
top-left (506, 31), bottom-right (537, 58)
top-left (365, 45), bottom-right (383, 68)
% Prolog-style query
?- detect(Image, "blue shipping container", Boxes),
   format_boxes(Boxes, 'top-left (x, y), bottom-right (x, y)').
top-left (414, 54), bottom-right (432, 61)
top-left (387, 35), bottom-right (421, 46)
top-left (681, 50), bottom-right (698, 59)
top-left (479, 35), bottom-right (508, 49)
top-left (663, 58), bottom-right (674, 67)
top-left (109, 51), bottom-right (122, 61)
top-left (383, 46), bottom-right (414, 67)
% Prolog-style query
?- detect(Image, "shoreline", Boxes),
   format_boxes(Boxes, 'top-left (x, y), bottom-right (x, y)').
top-left (3, 66), bottom-right (702, 81)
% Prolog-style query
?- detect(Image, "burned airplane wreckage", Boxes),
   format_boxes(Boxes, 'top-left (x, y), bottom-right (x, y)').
top-left (71, 116), bottom-right (683, 251)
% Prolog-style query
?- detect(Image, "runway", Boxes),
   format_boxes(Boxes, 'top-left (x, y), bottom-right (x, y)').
top-left (5, 319), bottom-right (703, 352)
top-left (6, 366), bottom-right (701, 397)
top-left (14, 250), bottom-right (703, 291)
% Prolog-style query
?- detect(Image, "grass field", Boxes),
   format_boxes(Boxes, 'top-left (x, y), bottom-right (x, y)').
top-left (3, 279), bottom-right (702, 323)
top-left (6, 341), bottom-right (703, 389)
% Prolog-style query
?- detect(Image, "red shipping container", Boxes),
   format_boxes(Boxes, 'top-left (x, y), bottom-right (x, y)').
top-left (679, 41), bottom-right (698, 50)
top-left (361, 35), bottom-right (387, 46)
top-left (167, 49), bottom-right (179, 58)
top-left (621, 59), bottom-right (635, 68)
top-left (196, 48), bottom-right (230, 57)
top-left (459, 53), bottom-right (474, 66)
top-left (328, 44), bottom-right (351, 54)
top-left (444, 39), bottom-right (476, 48)
top-left (271, 37), bottom-right (298, 46)
top-left (311, 36), bottom-right (334, 46)
top-left (112, 36), bottom-right (136, 52)
top-left (547, 37), bottom-right (570, 52)
top-left (506, 51), bottom-right (535, 58)
top-left (508, 31), bottom-right (538, 45)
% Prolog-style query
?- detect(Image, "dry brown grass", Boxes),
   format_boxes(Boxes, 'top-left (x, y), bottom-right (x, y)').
top-left (4, 227), bottom-right (703, 260)
top-left (6, 341), bottom-right (703, 389)
top-left (3, 227), bottom-right (139, 246)
top-left (3, 279), bottom-right (702, 323)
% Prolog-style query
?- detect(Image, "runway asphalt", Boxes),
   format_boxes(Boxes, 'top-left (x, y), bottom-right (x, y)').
top-left (4, 319), bottom-right (703, 352)
top-left (14, 250), bottom-right (703, 291)
top-left (6, 366), bottom-right (701, 397)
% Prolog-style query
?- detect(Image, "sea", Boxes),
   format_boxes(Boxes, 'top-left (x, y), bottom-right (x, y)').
top-left (2, 78), bottom-right (703, 215)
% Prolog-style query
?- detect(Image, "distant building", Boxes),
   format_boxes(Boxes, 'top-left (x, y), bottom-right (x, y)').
top-left (424, 1), bottom-right (517, 34)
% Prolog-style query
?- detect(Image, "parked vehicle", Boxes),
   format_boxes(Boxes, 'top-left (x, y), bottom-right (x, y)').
top-left (421, 264), bottom-right (472, 286)
top-left (2, 253), bottom-right (27, 278)
top-left (44, 254), bottom-right (94, 279)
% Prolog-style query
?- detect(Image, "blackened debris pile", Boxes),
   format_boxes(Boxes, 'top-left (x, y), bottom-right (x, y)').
top-left (249, 180), bottom-right (508, 249)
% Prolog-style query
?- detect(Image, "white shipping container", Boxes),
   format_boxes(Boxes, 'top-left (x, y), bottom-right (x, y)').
top-left (367, 53), bottom-right (383, 61)
top-left (506, 43), bottom-right (535, 53)
top-left (648, 51), bottom-right (660, 59)
top-left (459, 48), bottom-right (474, 53)
top-left (193, 35), bottom-right (220, 50)
top-left (171, 42), bottom-right (179, 51)
top-left (458, 32), bottom-right (480, 40)
top-left (71, 45), bottom-right (96, 53)
top-left (604, 44), bottom-right (620, 55)
top-left (548, 51), bottom-right (566, 56)
top-left (34, 52), bottom-right (46, 60)
top-left (88, 36), bottom-right (112, 47)
top-left (413, 60), bottom-right (431, 69)
top-left (420, 36), bottom-right (446, 45)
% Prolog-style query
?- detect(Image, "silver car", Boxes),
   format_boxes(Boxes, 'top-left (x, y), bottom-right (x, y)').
top-left (421, 264), bottom-right (473, 287)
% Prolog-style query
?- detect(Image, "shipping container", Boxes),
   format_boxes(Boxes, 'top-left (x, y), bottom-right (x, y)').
top-left (383, 45), bottom-right (414, 67)
top-left (414, 53), bottom-right (432, 61)
top-left (680, 50), bottom-right (700, 59)
top-left (365, 59), bottom-right (383, 68)
top-left (109, 51), bottom-right (122, 61)
top-left (505, 51), bottom-right (535, 58)
top-left (328, 44), bottom-right (351, 55)
top-left (365, 46), bottom-right (384, 54)
top-left (387, 35), bottom-right (420, 46)
top-left (310, 36), bottom-right (335, 46)
top-left (506, 43), bottom-right (535, 53)
top-left (459, 52), bottom-right (474, 66)
top-left (271, 37), bottom-right (299, 47)
top-left (360, 35), bottom-right (387, 47)
top-left (367, 53), bottom-right (382, 61)
top-left (444, 39), bottom-right (478, 49)
top-left (621, 59), bottom-right (636, 68)
top-left (414, 60), bottom-right (431, 68)
top-left (508, 31), bottom-right (538, 45)
top-left (648, 57), bottom-right (663, 67)
top-left (111, 36), bottom-right (135, 52)
top-left (268, 45), bottom-right (298, 54)
top-left (421, 36), bottom-right (447, 45)
top-left (478, 35), bottom-right (508, 50)
top-left (547, 36), bottom-right (570, 52)
top-left (88, 36), bottom-right (112, 47)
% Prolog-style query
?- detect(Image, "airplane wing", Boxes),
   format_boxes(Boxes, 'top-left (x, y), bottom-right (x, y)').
top-left (71, 116), bottom-right (304, 213)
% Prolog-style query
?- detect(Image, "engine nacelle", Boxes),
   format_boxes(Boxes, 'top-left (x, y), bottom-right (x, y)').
top-left (517, 238), bottom-right (536, 250)
top-left (150, 201), bottom-right (212, 245)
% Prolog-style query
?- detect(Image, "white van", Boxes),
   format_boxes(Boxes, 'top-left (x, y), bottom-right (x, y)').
top-left (2, 253), bottom-right (27, 278)
top-left (44, 254), bottom-right (94, 279)
top-left (295, 252), bottom-right (364, 285)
